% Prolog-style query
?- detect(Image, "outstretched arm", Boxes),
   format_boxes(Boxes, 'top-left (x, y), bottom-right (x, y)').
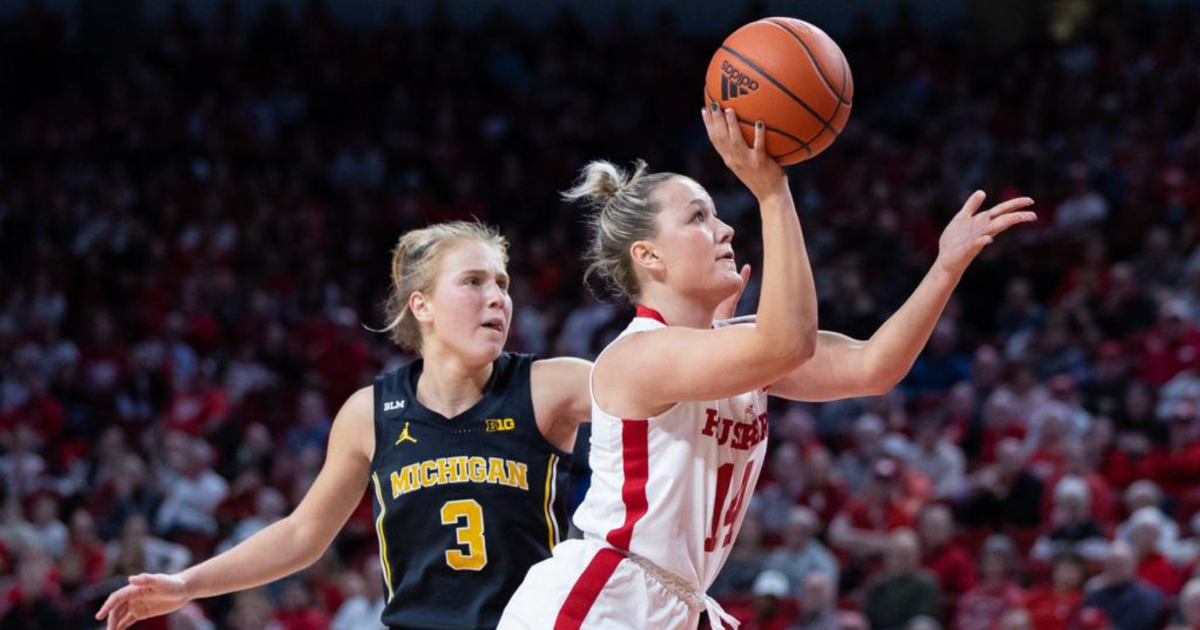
top-left (97, 387), bottom-right (375, 630)
top-left (771, 191), bottom-right (1036, 402)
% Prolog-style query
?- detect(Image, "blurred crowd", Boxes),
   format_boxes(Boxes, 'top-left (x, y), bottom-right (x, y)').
top-left (1, 0), bottom-right (1200, 629)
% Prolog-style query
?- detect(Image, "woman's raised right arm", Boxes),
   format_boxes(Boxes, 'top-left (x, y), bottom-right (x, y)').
top-left (599, 108), bottom-right (818, 409)
top-left (97, 386), bottom-right (376, 630)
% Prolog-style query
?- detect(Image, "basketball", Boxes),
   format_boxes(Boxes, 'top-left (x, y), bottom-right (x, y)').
top-left (705, 18), bottom-right (853, 165)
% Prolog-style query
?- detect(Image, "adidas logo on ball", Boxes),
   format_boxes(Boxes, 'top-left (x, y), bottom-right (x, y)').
top-left (720, 60), bottom-right (758, 99)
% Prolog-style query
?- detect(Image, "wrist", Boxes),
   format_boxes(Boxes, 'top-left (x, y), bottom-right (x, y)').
top-left (755, 184), bottom-right (793, 208)
top-left (178, 570), bottom-right (199, 600)
top-left (933, 256), bottom-right (966, 281)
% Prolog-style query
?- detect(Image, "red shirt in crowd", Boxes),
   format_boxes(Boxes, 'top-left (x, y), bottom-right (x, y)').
top-left (1140, 325), bottom-right (1200, 385)
top-left (1136, 442), bottom-right (1200, 497)
top-left (796, 481), bottom-right (850, 527)
top-left (1024, 586), bottom-right (1083, 630)
top-left (164, 386), bottom-right (230, 436)
top-left (842, 496), bottom-right (919, 534)
top-left (1027, 447), bottom-right (1067, 483)
top-left (1139, 552), bottom-right (1186, 596)
top-left (952, 582), bottom-right (1025, 630)
top-left (978, 424), bottom-right (1028, 464)
top-left (923, 543), bottom-right (978, 602)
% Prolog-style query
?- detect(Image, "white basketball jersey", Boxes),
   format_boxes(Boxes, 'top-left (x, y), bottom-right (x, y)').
top-left (572, 306), bottom-right (770, 591)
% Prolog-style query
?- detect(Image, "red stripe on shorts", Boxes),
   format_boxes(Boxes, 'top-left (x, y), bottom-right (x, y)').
top-left (605, 419), bottom-right (649, 550)
top-left (553, 548), bottom-right (624, 630)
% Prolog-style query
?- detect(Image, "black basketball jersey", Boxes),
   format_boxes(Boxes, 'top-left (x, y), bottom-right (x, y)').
top-left (369, 352), bottom-right (572, 630)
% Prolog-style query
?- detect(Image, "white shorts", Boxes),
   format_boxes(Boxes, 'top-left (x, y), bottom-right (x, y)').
top-left (498, 539), bottom-right (700, 630)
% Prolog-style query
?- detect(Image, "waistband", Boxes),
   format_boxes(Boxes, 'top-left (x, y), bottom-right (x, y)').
top-left (621, 551), bottom-right (740, 630)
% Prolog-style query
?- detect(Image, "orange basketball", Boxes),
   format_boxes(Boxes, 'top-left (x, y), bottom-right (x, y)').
top-left (705, 18), bottom-right (853, 165)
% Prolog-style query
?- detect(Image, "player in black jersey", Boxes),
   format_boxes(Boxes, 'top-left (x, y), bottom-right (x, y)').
top-left (97, 222), bottom-right (595, 630)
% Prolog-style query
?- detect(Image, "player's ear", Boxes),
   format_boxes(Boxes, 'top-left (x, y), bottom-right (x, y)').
top-left (409, 291), bottom-right (433, 324)
top-left (630, 240), bottom-right (663, 273)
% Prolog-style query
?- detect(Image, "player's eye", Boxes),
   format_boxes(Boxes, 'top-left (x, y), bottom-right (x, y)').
top-left (693, 211), bottom-right (706, 223)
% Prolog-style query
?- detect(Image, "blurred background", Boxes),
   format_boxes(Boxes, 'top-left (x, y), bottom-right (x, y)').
top-left (1, 0), bottom-right (1200, 629)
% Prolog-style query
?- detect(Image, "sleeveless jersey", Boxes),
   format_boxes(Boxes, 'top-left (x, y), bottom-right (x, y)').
top-left (572, 307), bottom-right (770, 591)
top-left (369, 352), bottom-right (573, 630)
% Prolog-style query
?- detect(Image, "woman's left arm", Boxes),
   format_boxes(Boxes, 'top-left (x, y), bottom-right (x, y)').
top-left (771, 191), bottom-right (1036, 402)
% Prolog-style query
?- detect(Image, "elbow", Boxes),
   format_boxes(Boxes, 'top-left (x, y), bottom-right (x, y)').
top-left (859, 351), bottom-right (904, 397)
top-left (863, 371), bottom-right (903, 397)
top-left (762, 341), bottom-right (814, 375)
top-left (756, 317), bottom-right (817, 373)
top-left (782, 329), bottom-right (818, 367)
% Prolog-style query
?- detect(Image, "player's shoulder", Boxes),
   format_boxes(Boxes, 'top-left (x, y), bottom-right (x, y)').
top-left (328, 386), bottom-right (376, 460)
top-left (593, 326), bottom-right (695, 381)
top-left (530, 357), bottom-right (592, 411)
top-left (345, 384), bottom-right (375, 408)
top-left (335, 385), bottom-right (376, 427)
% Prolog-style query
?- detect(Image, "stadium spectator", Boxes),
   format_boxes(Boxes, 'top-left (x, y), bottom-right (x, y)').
top-left (1126, 508), bottom-right (1186, 597)
top-left (960, 438), bottom-right (1045, 530)
top-left (1025, 552), bottom-right (1089, 630)
top-left (919, 503), bottom-right (977, 608)
top-left (1031, 476), bottom-right (1109, 562)
top-left (763, 506), bottom-right (840, 593)
top-left (951, 535), bottom-right (1025, 630)
top-left (864, 529), bottom-right (942, 630)
top-left (905, 412), bottom-right (967, 500)
top-left (1083, 541), bottom-right (1163, 630)
top-left (1166, 579), bottom-right (1200, 630)
top-left (789, 572), bottom-right (839, 630)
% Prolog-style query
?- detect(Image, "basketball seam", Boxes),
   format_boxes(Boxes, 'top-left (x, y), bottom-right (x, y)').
top-left (719, 45), bottom-right (839, 139)
top-left (799, 51), bottom-right (854, 149)
top-left (705, 89), bottom-right (813, 159)
top-left (774, 143), bottom-right (810, 161)
top-left (765, 19), bottom-right (852, 107)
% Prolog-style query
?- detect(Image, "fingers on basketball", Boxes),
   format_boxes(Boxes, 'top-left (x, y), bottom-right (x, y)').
top-left (723, 108), bottom-right (744, 148)
top-left (753, 121), bottom-right (767, 155)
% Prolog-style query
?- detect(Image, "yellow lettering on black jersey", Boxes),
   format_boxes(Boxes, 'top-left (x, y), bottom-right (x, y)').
top-left (485, 418), bottom-right (516, 432)
top-left (387, 456), bottom-right (530, 499)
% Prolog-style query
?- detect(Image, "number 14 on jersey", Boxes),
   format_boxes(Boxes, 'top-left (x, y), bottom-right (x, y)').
top-left (705, 462), bottom-right (755, 553)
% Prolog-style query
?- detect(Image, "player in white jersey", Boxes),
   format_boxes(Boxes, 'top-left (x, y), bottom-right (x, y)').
top-left (499, 107), bottom-right (1037, 630)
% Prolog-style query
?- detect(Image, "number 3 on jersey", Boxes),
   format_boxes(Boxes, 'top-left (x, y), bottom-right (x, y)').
top-left (705, 462), bottom-right (755, 553)
top-left (441, 499), bottom-right (488, 571)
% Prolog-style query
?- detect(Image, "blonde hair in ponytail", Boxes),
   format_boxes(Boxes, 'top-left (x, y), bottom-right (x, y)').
top-left (563, 159), bottom-right (678, 301)
top-left (380, 222), bottom-right (508, 352)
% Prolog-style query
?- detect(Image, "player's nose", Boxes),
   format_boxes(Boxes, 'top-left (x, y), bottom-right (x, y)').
top-left (716, 218), bottom-right (734, 244)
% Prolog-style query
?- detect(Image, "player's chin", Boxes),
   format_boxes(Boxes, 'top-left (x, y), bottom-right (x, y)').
top-left (466, 332), bottom-right (507, 361)
top-left (704, 273), bottom-right (741, 304)
top-left (714, 265), bottom-right (742, 289)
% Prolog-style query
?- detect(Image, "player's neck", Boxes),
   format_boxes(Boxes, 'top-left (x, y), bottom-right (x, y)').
top-left (637, 289), bottom-right (715, 329)
top-left (415, 348), bottom-right (493, 418)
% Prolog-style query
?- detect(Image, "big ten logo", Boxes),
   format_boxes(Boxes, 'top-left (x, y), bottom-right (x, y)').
top-left (485, 418), bottom-right (516, 432)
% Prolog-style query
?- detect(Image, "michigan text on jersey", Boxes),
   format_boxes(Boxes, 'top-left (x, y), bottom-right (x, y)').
top-left (388, 456), bottom-right (529, 498)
